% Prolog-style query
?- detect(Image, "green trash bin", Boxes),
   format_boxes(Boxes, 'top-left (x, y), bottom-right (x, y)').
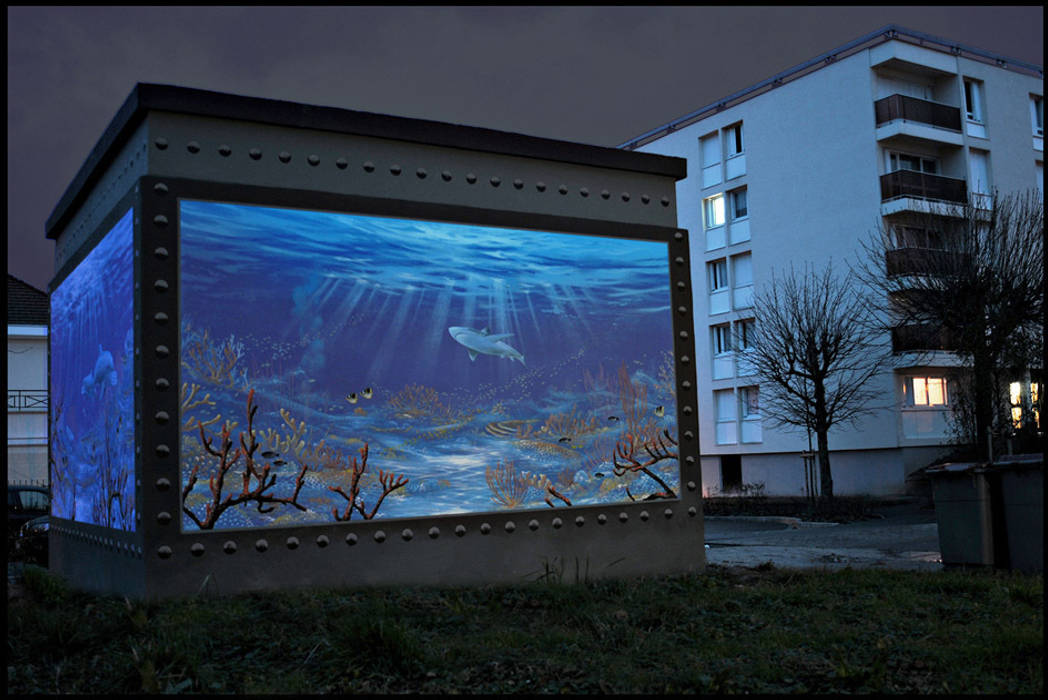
top-left (987, 456), bottom-right (1043, 574)
top-left (927, 462), bottom-right (995, 568)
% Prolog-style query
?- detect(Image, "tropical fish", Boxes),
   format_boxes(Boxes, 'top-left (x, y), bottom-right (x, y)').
top-left (261, 450), bottom-right (278, 459)
top-left (484, 419), bottom-right (535, 438)
top-left (362, 387), bottom-right (373, 399)
top-left (81, 345), bottom-right (118, 395)
top-left (608, 416), bottom-right (620, 421)
top-left (594, 472), bottom-right (605, 478)
top-left (448, 326), bottom-right (525, 365)
top-left (654, 406), bottom-right (665, 417)
top-left (273, 459), bottom-right (287, 466)
top-left (558, 436), bottom-right (572, 443)
top-left (513, 439), bottom-right (577, 459)
top-left (346, 393), bottom-right (358, 404)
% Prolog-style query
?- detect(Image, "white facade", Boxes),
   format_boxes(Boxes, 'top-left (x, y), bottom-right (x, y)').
top-left (7, 324), bottom-right (49, 483)
top-left (627, 28), bottom-right (1043, 497)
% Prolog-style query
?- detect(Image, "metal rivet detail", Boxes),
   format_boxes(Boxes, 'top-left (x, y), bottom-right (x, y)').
top-left (687, 481), bottom-right (697, 491)
top-left (661, 196), bottom-right (671, 206)
top-left (402, 528), bottom-right (414, 541)
top-left (685, 456), bottom-right (696, 465)
top-left (156, 511), bottom-right (172, 525)
top-left (674, 231), bottom-right (684, 241)
top-left (621, 192), bottom-right (630, 201)
top-left (249, 148), bottom-right (262, 160)
top-left (154, 246), bottom-right (168, 260)
top-left (363, 161), bottom-right (375, 172)
top-left (536, 181), bottom-right (546, 192)
top-left (154, 279), bottom-right (169, 292)
top-left (223, 541), bottom-right (237, 554)
top-left (316, 535), bottom-right (329, 548)
top-left (683, 406), bottom-right (693, 415)
top-left (681, 380), bottom-right (692, 390)
top-left (504, 521), bottom-right (515, 533)
top-left (278, 151), bottom-right (291, 163)
top-left (597, 513), bottom-right (607, 525)
top-left (191, 543), bottom-right (205, 556)
top-left (454, 524), bottom-right (466, 537)
top-left (308, 154), bottom-right (320, 166)
top-left (155, 411), bottom-right (169, 424)
top-left (664, 508), bottom-right (673, 519)
top-left (428, 527), bottom-right (440, 539)
top-left (558, 184), bottom-right (568, 195)
top-left (684, 431), bottom-right (695, 440)
top-left (679, 330), bottom-right (689, 339)
top-left (255, 539), bottom-right (269, 552)
top-left (490, 176), bottom-right (501, 187)
top-left (479, 522), bottom-right (491, 534)
top-left (416, 168), bottom-right (427, 179)
top-left (513, 179), bottom-right (524, 189)
top-left (674, 256), bottom-right (685, 266)
top-left (155, 345), bottom-right (169, 358)
top-left (390, 164), bottom-right (401, 175)
top-left (153, 214), bottom-right (168, 226)
top-left (552, 517), bottom-right (563, 529)
top-left (575, 516), bottom-right (585, 527)
top-left (640, 510), bottom-right (650, 521)
top-left (466, 173), bottom-right (477, 184)
top-left (155, 444), bottom-right (170, 457)
top-left (336, 157), bottom-right (348, 169)
top-left (677, 306), bottom-right (688, 315)
top-left (345, 533), bottom-right (358, 546)
top-left (157, 546), bottom-right (173, 559)
top-left (619, 512), bottom-right (629, 522)
top-left (374, 530), bottom-right (386, 543)
top-left (676, 281), bottom-right (686, 290)
top-left (154, 137), bottom-right (168, 150)
top-left (688, 506), bottom-right (698, 517)
top-left (218, 145), bottom-right (232, 157)
top-left (187, 141), bottom-right (200, 154)
top-left (528, 519), bottom-right (539, 531)
top-left (601, 189), bottom-right (610, 199)
top-left (154, 312), bottom-right (168, 325)
top-left (680, 355), bottom-right (691, 364)
top-left (153, 182), bottom-right (168, 194)
top-left (155, 478), bottom-right (171, 492)
top-left (155, 378), bottom-right (170, 391)
top-left (442, 170), bottom-right (453, 181)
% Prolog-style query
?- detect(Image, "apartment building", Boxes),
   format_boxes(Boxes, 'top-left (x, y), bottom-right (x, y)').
top-left (623, 25), bottom-right (1044, 497)
top-left (7, 274), bottom-right (50, 485)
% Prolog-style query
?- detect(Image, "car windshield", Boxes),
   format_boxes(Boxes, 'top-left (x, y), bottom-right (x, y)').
top-left (17, 490), bottom-right (49, 511)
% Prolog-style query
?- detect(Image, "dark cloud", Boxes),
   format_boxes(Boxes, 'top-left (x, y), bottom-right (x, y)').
top-left (6, 6), bottom-right (1042, 291)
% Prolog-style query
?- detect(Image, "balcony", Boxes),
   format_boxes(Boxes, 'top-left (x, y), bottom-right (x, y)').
top-left (7, 389), bottom-right (48, 412)
top-left (875, 94), bottom-right (962, 131)
top-left (880, 170), bottom-right (967, 204)
top-left (891, 324), bottom-right (960, 353)
top-left (885, 248), bottom-right (971, 277)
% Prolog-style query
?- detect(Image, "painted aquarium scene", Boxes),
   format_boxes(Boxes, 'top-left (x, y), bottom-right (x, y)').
top-left (50, 208), bottom-right (136, 530)
top-left (179, 200), bottom-right (680, 531)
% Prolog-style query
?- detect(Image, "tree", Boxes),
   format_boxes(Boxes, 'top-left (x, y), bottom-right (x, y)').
top-left (741, 262), bottom-right (888, 500)
top-left (856, 189), bottom-right (1044, 459)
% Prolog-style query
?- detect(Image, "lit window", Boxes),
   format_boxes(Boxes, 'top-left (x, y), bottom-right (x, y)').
top-left (741, 386), bottom-right (760, 418)
top-left (726, 124), bottom-right (744, 157)
top-left (964, 79), bottom-right (983, 122)
top-left (911, 377), bottom-right (948, 406)
top-left (1032, 95), bottom-right (1044, 136)
top-left (704, 194), bottom-right (726, 228)
top-left (729, 188), bottom-right (748, 220)
top-left (708, 259), bottom-right (728, 292)
top-left (713, 324), bottom-right (732, 355)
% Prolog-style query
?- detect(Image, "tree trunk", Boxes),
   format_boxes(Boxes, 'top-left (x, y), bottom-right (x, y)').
top-left (972, 350), bottom-right (995, 462)
top-left (814, 380), bottom-right (833, 501)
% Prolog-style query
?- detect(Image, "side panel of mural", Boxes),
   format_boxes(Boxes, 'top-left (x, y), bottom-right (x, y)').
top-left (50, 208), bottom-right (136, 530)
top-left (179, 200), bottom-right (679, 531)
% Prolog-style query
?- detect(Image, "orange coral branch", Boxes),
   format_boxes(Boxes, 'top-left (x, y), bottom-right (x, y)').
top-left (612, 429), bottom-right (678, 498)
top-left (327, 444), bottom-right (408, 520)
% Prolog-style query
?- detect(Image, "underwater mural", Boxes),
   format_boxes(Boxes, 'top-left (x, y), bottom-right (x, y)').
top-left (50, 208), bottom-right (136, 530)
top-left (178, 200), bottom-right (680, 531)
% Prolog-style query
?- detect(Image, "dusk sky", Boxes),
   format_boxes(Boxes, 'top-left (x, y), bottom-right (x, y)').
top-left (6, 6), bottom-right (1043, 293)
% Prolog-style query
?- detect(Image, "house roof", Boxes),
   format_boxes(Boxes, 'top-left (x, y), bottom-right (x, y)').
top-left (7, 274), bottom-right (49, 325)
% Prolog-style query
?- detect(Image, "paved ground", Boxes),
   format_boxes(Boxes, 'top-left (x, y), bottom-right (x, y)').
top-left (703, 500), bottom-right (943, 571)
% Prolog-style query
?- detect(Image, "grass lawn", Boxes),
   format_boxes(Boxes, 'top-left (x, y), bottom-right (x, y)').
top-left (7, 562), bottom-right (1042, 694)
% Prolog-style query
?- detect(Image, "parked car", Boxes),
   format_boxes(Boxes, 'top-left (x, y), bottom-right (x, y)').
top-left (15, 514), bottom-right (49, 566)
top-left (8, 485), bottom-right (50, 559)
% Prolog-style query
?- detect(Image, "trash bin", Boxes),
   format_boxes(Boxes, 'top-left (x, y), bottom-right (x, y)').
top-left (927, 462), bottom-right (995, 568)
top-left (986, 456), bottom-right (1043, 574)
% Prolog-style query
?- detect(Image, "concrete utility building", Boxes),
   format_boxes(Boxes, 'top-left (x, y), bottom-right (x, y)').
top-left (621, 25), bottom-right (1043, 497)
top-left (7, 274), bottom-right (50, 485)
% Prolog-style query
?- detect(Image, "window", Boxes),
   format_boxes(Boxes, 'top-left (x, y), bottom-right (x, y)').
top-left (968, 149), bottom-right (991, 196)
top-left (716, 389), bottom-right (736, 421)
top-left (888, 151), bottom-right (938, 174)
top-left (708, 259), bottom-right (728, 292)
top-left (732, 253), bottom-right (753, 288)
top-left (713, 324), bottom-right (732, 355)
top-left (963, 78), bottom-right (983, 122)
top-left (737, 319), bottom-right (755, 350)
top-left (729, 187), bottom-right (748, 220)
top-left (1032, 95), bottom-right (1044, 136)
top-left (701, 133), bottom-right (721, 168)
top-left (891, 225), bottom-right (944, 249)
top-left (726, 123), bottom-right (744, 157)
top-left (908, 377), bottom-right (948, 406)
top-left (740, 386), bottom-right (760, 419)
top-left (704, 194), bottom-right (726, 228)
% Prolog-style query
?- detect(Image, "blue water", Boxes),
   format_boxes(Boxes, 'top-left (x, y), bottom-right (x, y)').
top-left (50, 208), bottom-right (135, 530)
top-left (179, 200), bottom-right (680, 530)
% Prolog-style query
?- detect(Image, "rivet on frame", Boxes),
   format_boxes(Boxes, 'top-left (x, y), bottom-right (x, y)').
top-left (155, 377), bottom-right (171, 391)
top-left (153, 182), bottom-right (169, 195)
top-left (316, 535), bottom-right (330, 548)
top-left (402, 528), bottom-right (414, 541)
top-left (416, 168), bottom-right (427, 179)
top-left (157, 546), bottom-right (173, 559)
top-left (681, 380), bottom-right (692, 390)
top-left (154, 280), bottom-right (169, 292)
top-left (528, 519), bottom-right (539, 531)
top-left (513, 179), bottom-right (524, 189)
top-left (684, 430), bottom-right (695, 441)
top-left (575, 516), bottom-right (586, 527)
top-left (480, 522), bottom-right (491, 535)
top-left (536, 181), bottom-right (546, 192)
top-left (287, 538), bottom-right (301, 551)
top-left (154, 246), bottom-right (169, 260)
top-left (601, 190), bottom-right (610, 199)
top-left (191, 543), bottom-right (205, 556)
top-left (390, 164), bottom-right (401, 176)
top-left (155, 477), bottom-right (171, 491)
top-left (454, 524), bottom-right (466, 537)
top-left (597, 513), bottom-right (607, 525)
top-left (428, 527), bottom-right (440, 539)
top-left (580, 187), bottom-right (589, 197)
top-left (154, 312), bottom-right (169, 325)
top-left (664, 508), bottom-right (673, 519)
top-left (363, 161), bottom-right (375, 172)
top-left (552, 517), bottom-right (563, 529)
top-left (674, 256), bottom-right (685, 266)
top-left (677, 306), bottom-right (688, 316)
top-left (687, 481), bottom-right (697, 491)
top-left (223, 541), bottom-right (237, 554)
top-left (155, 345), bottom-right (170, 358)
top-left (187, 141), bottom-right (200, 154)
top-left (153, 214), bottom-right (168, 227)
top-left (442, 171), bottom-right (453, 182)
top-left (255, 539), bottom-right (269, 552)
top-left (680, 355), bottom-right (691, 364)
top-left (155, 444), bottom-right (170, 457)
top-left (661, 196), bottom-right (671, 207)
top-left (374, 530), bottom-right (387, 543)
top-left (504, 521), bottom-right (516, 533)
top-left (642, 194), bottom-right (651, 204)
top-left (621, 192), bottom-right (630, 202)
top-left (558, 184), bottom-right (568, 195)
top-left (676, 281), bottom-right (686, 290)
top-left (679, 330), bottom-right (689, 339)
top-left (345, 533), bottom-right (358, 546)
top-left (249, 148), bottom-right (262, 160)
top-left (618, 512), bottom-right (629, 523)
top-left (156, 511), bottom-right (172, 525)
top-left (685, 456), bottom-right (696, 465)
top-left (640, 510), bottom-right (650, 521)
top-left (688, 506), bottom-right (698, 517)
top-left (279, 151), bottom-right (292, 163)
top-left (490, 176), bottom-right (501, 187)
top-left (683, 406), bottom-right (693, 415)
top-left (336, 158), bottom-right (348, 169)
top-left (466, 173), bottom-right (477, 184)
top-left (308, 154), bottom-right (320, 166)
top-left (155, 410), bottom-right (170, 424)
top-left (219, 145), bottom-right (232, 157)
top-left (154, 137), bottom-right (168, 150)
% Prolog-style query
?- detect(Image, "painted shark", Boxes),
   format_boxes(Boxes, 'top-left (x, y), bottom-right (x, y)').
top-left (448, 326), bottom-right (525, 365)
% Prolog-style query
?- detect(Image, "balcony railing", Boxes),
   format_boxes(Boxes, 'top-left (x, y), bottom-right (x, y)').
top-left (7, 390), bottom-right (48, 412)
top-left (874, 94), bottom-right (962, 131)
top-left (885, 248), bottom-right (972, 276)
top-left (891, 324), bottom-right (960, 353)
top-left (880, 170), bottom-right (967, 204)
